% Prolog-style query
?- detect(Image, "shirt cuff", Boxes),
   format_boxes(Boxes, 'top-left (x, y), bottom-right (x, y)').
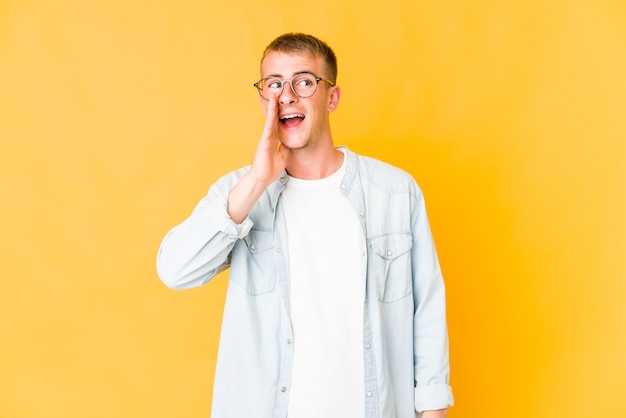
top-left (205, 199), bottom-right (254, 240)
top-left (215, 212), bottom-right (253, 240)
top-left (415, 384), bottom-right (454, 412)
top-left (233, 217), bottom-right (253, 239)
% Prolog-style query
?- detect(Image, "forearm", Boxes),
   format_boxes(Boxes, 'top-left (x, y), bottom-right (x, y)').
top-left (421, 408), bottom-right (448, 418)
top-left (227, 172), bottom-right (273, 224)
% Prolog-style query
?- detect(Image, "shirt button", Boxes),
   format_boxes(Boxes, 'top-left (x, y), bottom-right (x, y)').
top-left (287, 339), bottom-right (292, 344)
top-left (277, 248), bottom-right (281, 253)
top-left (340, 184), bottom-right (346, 189)
top-left (281, 387), bottom-right (287, 392)
top-left (367, 391), bottom-right (372, 397)
top-left (386, 250), bottom-right (392, 256)
top-left (250, 244), bottom-right (256, 250)
top-left (365, 343), bottom-right (371, 349)
top-left (359, 211), bottom-right (364, 217)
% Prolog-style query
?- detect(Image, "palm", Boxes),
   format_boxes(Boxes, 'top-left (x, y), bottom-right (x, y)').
top-left (249, 96), bottom-right (288, 184)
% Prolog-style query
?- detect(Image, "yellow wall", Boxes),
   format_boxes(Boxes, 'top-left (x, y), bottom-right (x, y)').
top-left (1, 1), bottom-right (624, 417)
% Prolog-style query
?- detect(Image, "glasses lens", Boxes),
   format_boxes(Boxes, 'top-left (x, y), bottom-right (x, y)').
top-left (292, 74), bottom-right (317, 98)
top-left (259, 78), bottom-right (282, 99)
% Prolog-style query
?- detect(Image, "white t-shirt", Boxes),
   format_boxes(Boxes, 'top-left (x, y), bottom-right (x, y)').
top-left (281, 151), bottom-right (366, 418)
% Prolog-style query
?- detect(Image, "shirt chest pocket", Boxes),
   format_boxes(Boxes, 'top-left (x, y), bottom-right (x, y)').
top-left (368, 233), bottom-right (413, 302)
top-left (230, 228), bottom-right (276, 295)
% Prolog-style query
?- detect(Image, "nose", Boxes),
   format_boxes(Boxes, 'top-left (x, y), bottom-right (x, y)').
top-left (279, 81), bottom-right (297, 105)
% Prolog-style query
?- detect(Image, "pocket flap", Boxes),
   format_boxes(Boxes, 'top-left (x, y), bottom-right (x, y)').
top-left (369, 233), bottom-right (413, 259)
top-left (242, 228), bottom-right (273, 254)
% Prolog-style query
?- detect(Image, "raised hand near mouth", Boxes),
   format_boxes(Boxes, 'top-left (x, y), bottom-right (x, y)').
top-left (227, 95), bottom-right (289, 224)
top-left (250, 94), bottom-right (290, 185)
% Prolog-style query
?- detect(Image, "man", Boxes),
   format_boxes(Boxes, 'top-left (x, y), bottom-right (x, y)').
top-left (157, 32), bottom-right (453, 418)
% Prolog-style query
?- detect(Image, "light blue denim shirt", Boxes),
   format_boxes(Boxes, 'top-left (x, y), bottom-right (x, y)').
top-left (157, 147), bottom-right (453, 417)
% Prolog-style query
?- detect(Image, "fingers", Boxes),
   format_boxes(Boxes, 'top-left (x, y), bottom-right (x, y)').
top-left (267, 94), bottom-right (278, 123)
top-left (261, 95), bottom-right (280, 142)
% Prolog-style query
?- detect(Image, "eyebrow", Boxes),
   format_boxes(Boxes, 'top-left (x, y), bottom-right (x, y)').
top-left (264, 70), bottom-right (315, 79)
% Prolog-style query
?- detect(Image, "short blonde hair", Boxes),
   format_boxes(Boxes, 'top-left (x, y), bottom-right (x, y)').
top-left (261, 32), bottom-right (338, 83)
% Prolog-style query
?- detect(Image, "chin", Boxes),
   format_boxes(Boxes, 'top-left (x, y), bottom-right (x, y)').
top-left (279, 134), bottom-right (309, 150)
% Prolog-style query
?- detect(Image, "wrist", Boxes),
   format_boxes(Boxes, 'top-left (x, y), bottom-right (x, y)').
top-left (244, 169), bottom-right (279, 190)
top-left (421, 408), bottom-right (448, 418)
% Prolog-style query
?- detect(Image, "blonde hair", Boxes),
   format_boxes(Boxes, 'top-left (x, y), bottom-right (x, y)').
top-left (261, 32), bottom-right (338, 83)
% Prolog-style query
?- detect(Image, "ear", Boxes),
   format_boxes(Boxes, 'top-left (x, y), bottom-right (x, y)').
top-left (326, 86), bottom-right (341, 112)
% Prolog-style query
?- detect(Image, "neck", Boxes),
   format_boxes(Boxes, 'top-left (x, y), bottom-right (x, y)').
top-left (285, 144), bottom-right (344, 180)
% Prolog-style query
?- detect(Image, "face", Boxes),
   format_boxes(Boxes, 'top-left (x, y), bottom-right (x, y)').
top-left (260, 51), bottom-right (340, 150)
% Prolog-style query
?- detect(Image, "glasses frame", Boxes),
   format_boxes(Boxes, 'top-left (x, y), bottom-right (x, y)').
top-left (253, 72), bottom-right (335, 100)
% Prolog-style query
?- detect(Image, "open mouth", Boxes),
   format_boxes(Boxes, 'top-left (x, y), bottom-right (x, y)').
top-left (280, 113), bottom-right (305, 127)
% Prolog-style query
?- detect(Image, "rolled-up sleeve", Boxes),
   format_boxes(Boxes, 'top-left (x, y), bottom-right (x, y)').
top-left (411, 190), bottom-right (454, 412)
top-left (156, 171), bottom-right (253, 290)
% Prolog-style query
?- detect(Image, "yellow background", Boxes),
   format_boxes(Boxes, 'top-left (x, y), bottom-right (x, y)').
top-left (1, 1), bottom-right (625, 417)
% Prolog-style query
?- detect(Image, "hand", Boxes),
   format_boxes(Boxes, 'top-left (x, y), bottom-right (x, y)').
top-left (226, 95), bottom-right (289, 224)
top-left (248, 95), bottom-right (289, 187)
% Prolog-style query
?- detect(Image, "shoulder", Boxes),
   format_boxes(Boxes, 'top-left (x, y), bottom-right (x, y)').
top-left (209, 165), bottom-right (284, 204)
top-left (203, 166), bottom-right (252, 200)
top-left (357, 153), bottom-right (411, 179)
top-left (350, 150), bottom-right (423, 198)
top-left (212, 165), bottom-right (251, 189)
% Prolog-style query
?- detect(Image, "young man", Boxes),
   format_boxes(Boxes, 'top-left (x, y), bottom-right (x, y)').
top-left (157, 33), bottom-right (453, 418)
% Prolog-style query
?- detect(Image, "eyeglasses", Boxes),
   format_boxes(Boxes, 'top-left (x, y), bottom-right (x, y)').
top-left (253, 72), bottom-right (335, 100)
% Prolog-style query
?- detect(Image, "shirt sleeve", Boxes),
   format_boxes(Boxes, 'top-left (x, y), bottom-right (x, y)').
top-left (156, 174), bottom-right (253, 290)
top-left (411, 189), bottom-right (454, 412)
